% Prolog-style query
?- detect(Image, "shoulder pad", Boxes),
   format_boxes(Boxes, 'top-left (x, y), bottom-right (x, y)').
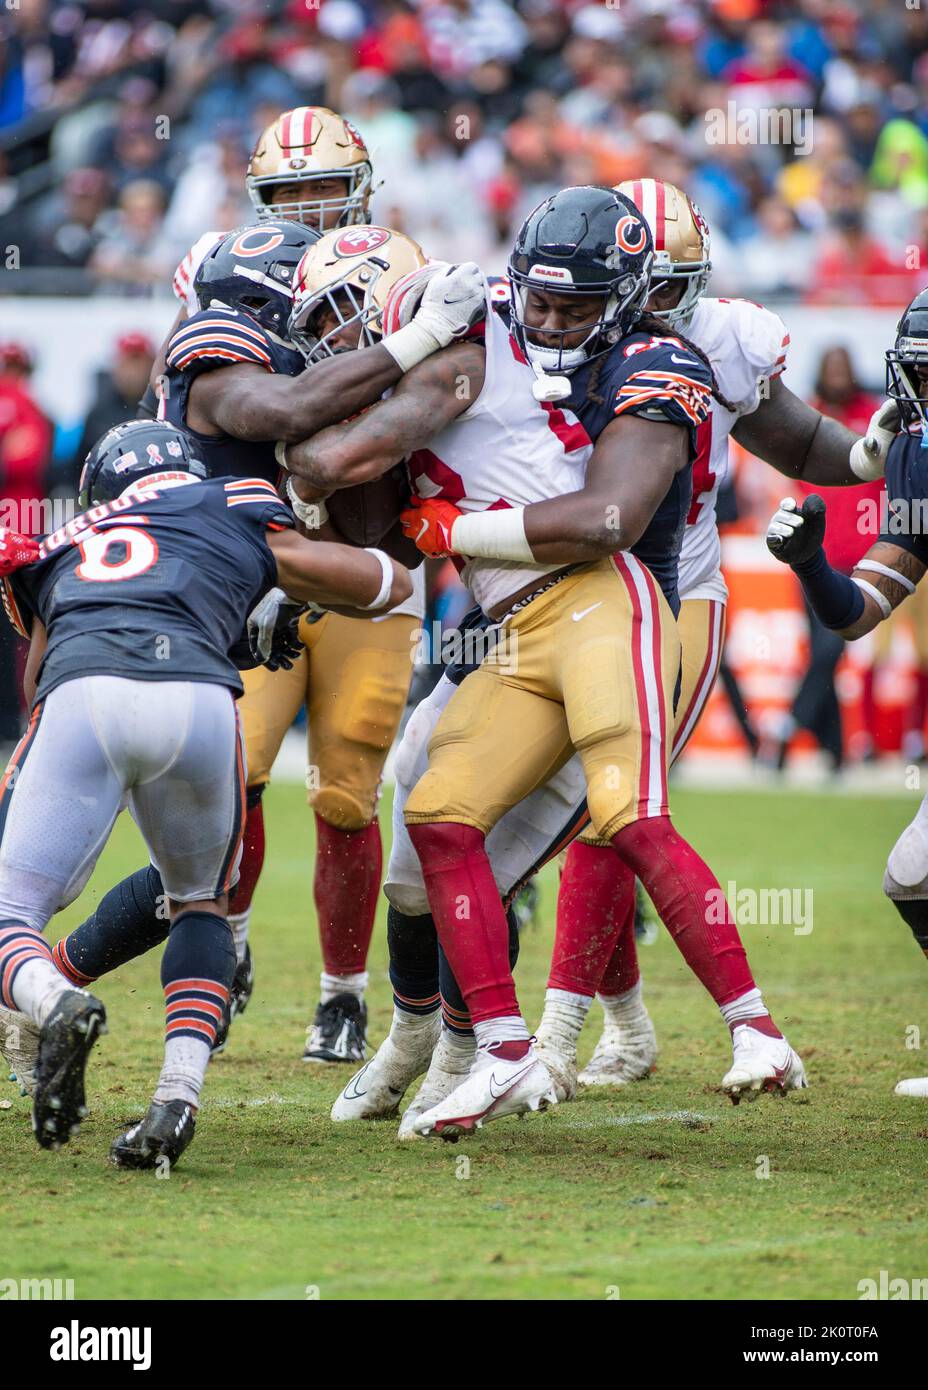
top-left (166, 309), bottom-right (275, 375)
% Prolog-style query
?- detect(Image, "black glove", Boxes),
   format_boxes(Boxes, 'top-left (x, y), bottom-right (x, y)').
top-left (247, 587), bottom-right (311, 671)
top-left (765, 494), bottom-right (827, 567)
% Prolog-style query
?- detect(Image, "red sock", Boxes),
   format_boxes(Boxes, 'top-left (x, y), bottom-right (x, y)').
top-left (611, 817), bottom-right (780, 1035)
top-left (314, 815), bottom-right (382, 976)
top-left (548, 840), bottom-right (639, 997)
top-left (230, 798), bottom-right (266, 915)
top-left (407, 821), bottom-right (519, 1026)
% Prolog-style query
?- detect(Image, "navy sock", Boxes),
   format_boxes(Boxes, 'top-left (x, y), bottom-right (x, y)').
top-left (54, 865), bottom-right (168, 984)
top-left (439, 905), bottom-right (520, 1037)
top-left (159, 911), bottom-right (233, 1050)
top-left (890, 896), bottom-right (928, 955)
top-left (387, 904), bottom-right (440, 1016)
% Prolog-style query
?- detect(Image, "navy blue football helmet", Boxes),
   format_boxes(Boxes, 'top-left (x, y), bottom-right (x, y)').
top-left (78, 420), bottom-right (207, 510)
top-left (193, 219), bottom-right (321, 336)
top-left (508, 186), bottom-right (654, 377)
top-left (887, 288), bottom-right (928, 431)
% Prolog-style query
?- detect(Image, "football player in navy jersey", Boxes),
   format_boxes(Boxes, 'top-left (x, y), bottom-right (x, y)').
top-left (22, 225), bottom-right (484, 1074)
top-left (767, 288), bottom-right (928, 1102)
top-left (0, 419), bottom-right (411, 1168)
top-left (281, 187), bottom-right (806, 1136)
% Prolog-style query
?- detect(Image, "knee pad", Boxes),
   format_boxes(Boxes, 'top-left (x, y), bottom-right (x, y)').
top-left (383, 880), bottom-right (431, 917)
top-left (311, 788), bottom-right (373, 833)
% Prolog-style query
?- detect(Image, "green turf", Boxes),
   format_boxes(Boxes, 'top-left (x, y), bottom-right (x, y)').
top-left (1, 785), bottom-right (927, 1300)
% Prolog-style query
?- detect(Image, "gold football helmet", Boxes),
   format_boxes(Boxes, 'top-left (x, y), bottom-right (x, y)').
top-left (246, 107), bottom-right (373, 230)
top-left (615, 179), bottom-right (711, 329)
top-left (289, 226), bottom-right (428, 361)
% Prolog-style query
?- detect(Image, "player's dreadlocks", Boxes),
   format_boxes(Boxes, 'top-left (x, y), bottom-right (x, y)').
top-left (583, 311), bottom-right (736, 414)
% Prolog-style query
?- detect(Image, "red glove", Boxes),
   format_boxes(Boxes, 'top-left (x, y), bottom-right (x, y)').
top-left (0, 528), bottom-right (39, 576)
top-left (400, 496), bottom-right (463, 559)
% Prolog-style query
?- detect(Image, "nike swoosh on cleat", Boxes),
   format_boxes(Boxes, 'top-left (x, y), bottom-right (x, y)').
top-left (572, 602), bottom-right (603, 623)
top-left (488, 1061), bottom-right (535, 1099)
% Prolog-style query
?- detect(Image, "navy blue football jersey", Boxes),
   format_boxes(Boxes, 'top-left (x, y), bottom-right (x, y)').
top-left (4, 476), bottom-right (293, 701)
top-left (565, 331), bottom-right (712, 614)
top-left (879, 430), bottom-right (928, 565)
top-left (160, 307), bottom-right (304, 484)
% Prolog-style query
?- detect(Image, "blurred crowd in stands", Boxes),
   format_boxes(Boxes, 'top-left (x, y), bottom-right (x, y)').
top-left (1, 0), bottom-right (928, 300)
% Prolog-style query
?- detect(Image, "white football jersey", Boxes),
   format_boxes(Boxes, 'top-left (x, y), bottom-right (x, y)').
top-left (172, 231), bottom-right (224, 315)
top-left (678, 296), bottom-right (789, 603)
top-left (406, 304), bottom-right (593, 614)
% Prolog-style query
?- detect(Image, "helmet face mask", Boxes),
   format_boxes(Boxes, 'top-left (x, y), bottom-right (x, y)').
top-left (288, 227), bottom-right (428, 364)
top-left (78, 421), bottom-right (207, 511)
top-left (508, 186), bottom-right (654, 376)
top-left (246, 107), bottom-right (373, 231)
top-left (887, 291), bottom-right (928, 431)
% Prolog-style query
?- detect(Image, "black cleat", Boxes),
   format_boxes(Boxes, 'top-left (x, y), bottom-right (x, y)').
top-left (211, 945), bottom-right (255, 1056)
top-left (33, 991), bottom-right (107, 1150)
top-left (110, 1099), bottom-right (196, 1170)
top-left (303, 993), bottom-right (367, 1064)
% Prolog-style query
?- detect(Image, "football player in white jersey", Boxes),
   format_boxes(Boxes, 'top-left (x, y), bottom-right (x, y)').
top-left (283, 186), bottom-right (810, 1137)
top-left (536, 178), bottom-right (898, 1092)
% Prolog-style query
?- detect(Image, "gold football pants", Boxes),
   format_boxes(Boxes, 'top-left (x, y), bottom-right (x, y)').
top-left (405, 556), bottom-right (680, 842)
top-left (239, 610), bottom-right (417, 830)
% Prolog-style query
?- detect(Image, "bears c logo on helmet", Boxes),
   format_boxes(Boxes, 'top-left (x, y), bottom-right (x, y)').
top-left (230, 227), bottom-right (287, 259)
top-left (614, 215), bottom-right (648, 254)
top-left (333, 227), bottom-right (391, 257)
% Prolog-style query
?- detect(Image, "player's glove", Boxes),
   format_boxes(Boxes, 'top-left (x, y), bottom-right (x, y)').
top-left (399, 496), bottom-right (462, 558)
top-left (383, 262), bottom-right (486, 373)
top-left (849, 399), bottom-right (900, 481)
top-left (766, 495), bottom-right (827, 566)
top-left (247, 587), bottom-right (310, 670)
top-left (0, 528), bottom-right (39, 576)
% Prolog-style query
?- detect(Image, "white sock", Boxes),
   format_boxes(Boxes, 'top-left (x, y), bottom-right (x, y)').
top-left (720, 987), bottom-right (769, 1031)
top-left (227, 908), bottom-right (251, 965)
top-left (10, 957), bottom-right (74, 1027)
top-left (434, 1026), bottom-right (476, 1070)
top-left (538, 987), bottom-right (592, 1054)
top-left (473, 1015), bottom-right (530, 1050)
top-left (391, 1004), bottom-right (440, 1038)
top-left (320, 970), bottom-right (368, 1004)
top-left (153, 1034), bottom-right (211, 1109)
top-left (599, 979), bottom-right (649, 1030)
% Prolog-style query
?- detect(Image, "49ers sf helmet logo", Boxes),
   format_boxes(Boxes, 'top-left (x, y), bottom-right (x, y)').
top-left (333, 226), bottom-right (391, 257)
top-left (614, 214), bottom-right (648, 254)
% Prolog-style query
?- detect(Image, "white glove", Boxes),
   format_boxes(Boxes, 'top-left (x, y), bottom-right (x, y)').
top-left (849, 399), bottom-right (900, 481)
top-left (383, 261), bottom-right (486, 373)
top-left (247, 587), bottom-right (288, 664)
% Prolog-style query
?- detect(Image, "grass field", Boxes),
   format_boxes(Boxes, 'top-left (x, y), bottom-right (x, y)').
top-left (1, 783), bottom-right (927, 1301)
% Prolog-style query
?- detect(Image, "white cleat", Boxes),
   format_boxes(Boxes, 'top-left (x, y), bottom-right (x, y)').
top-left (398, 1032), bottom-right (475, 1140)
top-left (895, 1077), bottom-right (928, 1098)
top-left (412, 1042), bottom-right (558, 1140)
top-left (577, 1014), bottom-right (658, 1089)
top-left (532, 1032), bottom-right (578, 1102)
top-left (721, 1024), bottom-right (807, 1104)
top-left (330, 1014), bottom-right (440, 1122)
top-left (0, 1004), bottom-right (40, 1097)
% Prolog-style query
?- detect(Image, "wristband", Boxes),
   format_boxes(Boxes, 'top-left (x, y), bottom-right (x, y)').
top-left (362, 548), bottom-right (394, 610)
top-left (852, 577), bottom-right (892, 620)
top-left (286, 477), bottom-right (328, 530)
top-left (450, 507), bottom-right (535, 563)
top-left (856, 558), bottom-right (916, 594)
top-left (381, 319), bottom-right (442, 374)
